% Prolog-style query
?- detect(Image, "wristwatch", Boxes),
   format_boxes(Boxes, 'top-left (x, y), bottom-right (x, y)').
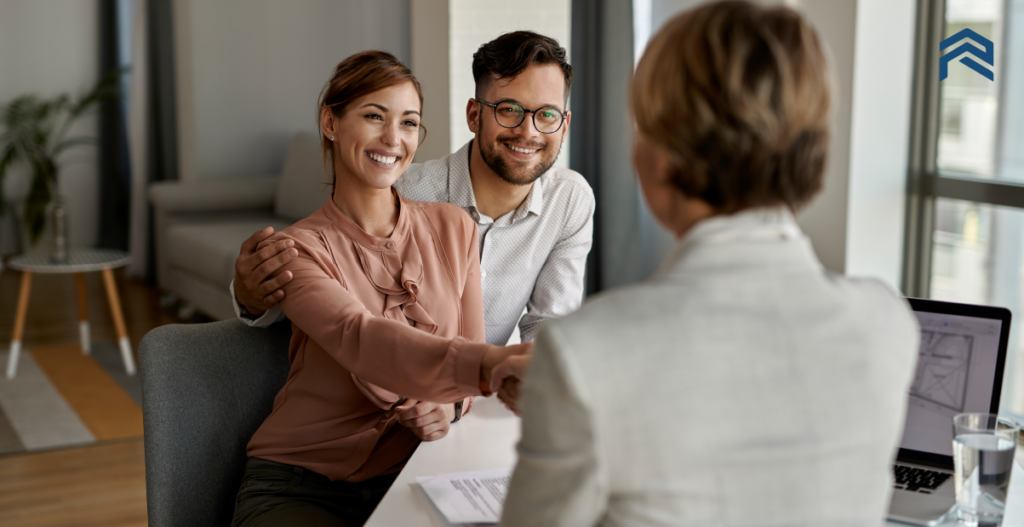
top-left (451, 400), bottom-right (464, 423)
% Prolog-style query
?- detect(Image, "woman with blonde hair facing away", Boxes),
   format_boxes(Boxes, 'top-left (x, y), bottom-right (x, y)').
top-left (494, 2), bottom-right (919, 525)
top-left (230, 51), bottom-right (528, 527)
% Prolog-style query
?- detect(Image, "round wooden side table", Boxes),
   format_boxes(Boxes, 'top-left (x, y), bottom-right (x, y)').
top-left (5, 248), bottom-right (135, 379)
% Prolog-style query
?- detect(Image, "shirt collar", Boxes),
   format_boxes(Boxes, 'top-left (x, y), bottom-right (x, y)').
top-left (519, 171), bottom-right (545, 219)
top-left (448, 140), bottom-right (548, 223)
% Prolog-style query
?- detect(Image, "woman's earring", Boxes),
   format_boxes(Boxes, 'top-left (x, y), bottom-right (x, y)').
top-left (330, 135), bottom-right (335, 141)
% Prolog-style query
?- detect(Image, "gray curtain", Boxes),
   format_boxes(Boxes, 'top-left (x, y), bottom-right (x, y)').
top-left (572, 0), bottom-right (672, 294)
top-left (98, 0), bottom-right (131, 250)
top-left (146, 0), bottom-right (177, 189)
top-left (144, 0), bottom-right (178, 280)
top-left (570, 0), bottom-right (607, 295)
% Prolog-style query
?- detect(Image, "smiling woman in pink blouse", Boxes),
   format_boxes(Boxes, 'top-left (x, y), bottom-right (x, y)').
top-left (229, 51), bottom-right (530, 527)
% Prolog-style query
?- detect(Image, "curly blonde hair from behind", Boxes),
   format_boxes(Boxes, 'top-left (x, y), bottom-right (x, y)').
top-left (631, 0), bottom-right (832, 212)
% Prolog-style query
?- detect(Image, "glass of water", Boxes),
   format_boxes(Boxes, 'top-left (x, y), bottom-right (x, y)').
top-left (952, 413), bottom-right (1019, 525)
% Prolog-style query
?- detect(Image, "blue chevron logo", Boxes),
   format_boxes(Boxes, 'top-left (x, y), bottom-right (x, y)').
top-left (940, 28), bottom-right (994, 81)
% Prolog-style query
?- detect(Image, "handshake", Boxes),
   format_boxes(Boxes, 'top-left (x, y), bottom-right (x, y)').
top-left (480, 342), bottom-right (534, 416)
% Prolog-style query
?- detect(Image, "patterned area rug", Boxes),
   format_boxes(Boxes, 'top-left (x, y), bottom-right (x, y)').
top-left (0, 341), bottom-right (142, 456)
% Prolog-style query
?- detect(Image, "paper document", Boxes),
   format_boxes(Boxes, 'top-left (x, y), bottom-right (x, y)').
top-left (417, 467), bottom-right (513, 524)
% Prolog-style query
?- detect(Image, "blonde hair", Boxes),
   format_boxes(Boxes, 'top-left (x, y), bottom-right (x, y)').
top-left (631, 0), bottom-right (832, 212)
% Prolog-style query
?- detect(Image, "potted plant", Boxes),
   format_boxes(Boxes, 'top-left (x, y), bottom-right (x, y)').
top-left (0, 70), bottom-right (122, 262)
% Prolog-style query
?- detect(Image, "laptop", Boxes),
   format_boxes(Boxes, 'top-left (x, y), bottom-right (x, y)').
top-left (887, 298), bottom-right (1011, 525)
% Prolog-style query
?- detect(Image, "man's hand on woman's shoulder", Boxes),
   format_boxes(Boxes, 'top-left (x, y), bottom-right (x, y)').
top-left (234, 226), bottom-right (298, 316)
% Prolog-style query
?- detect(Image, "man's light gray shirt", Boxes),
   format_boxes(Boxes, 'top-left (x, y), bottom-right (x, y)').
top-left (232, 140), bottom-right (595, 345)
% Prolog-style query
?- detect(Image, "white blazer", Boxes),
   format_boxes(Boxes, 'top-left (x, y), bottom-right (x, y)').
top-left (500, 208), bottom-right (920, 527)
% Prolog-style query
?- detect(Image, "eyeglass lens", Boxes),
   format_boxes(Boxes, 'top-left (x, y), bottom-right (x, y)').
top-left (493, 102), bottom-right (563, 133)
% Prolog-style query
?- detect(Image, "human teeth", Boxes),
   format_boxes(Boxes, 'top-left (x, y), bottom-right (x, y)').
top-left (368, 153), bottom-right (397, 164)
top-left (508, 144), bottom-right (538, 154)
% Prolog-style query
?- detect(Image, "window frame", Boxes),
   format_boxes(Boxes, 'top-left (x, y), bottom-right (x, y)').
top-left (902, 0), bottom-right (1016, 297)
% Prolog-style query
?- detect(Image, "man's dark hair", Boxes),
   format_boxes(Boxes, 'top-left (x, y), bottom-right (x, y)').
top-left (472, 31), bottom-right (572, 103)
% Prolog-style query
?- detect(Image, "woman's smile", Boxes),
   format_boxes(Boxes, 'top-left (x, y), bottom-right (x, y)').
top-left (366, 150), bottom-right (401, 167)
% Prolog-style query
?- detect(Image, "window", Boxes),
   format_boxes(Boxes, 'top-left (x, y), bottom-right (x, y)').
top-left (906, 0), bottom-right (1024, 416)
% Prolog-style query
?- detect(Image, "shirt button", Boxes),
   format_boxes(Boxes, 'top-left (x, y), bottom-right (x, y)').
top-left (385, 241), bottom-right (395, 250)
top-left (481, 270), bottom-right (487, 279)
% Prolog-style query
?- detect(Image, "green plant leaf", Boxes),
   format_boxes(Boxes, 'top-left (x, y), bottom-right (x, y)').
top-left (0, 145), bottom-right (19, 214)
top-left (51, 136), bottom-right (97, 158)
top-left (25, 159), bottom-right (52, 244)
top-left (1, 66), bottom-right (125, 242)
top-left (52, 67), bottom-right (126, 159)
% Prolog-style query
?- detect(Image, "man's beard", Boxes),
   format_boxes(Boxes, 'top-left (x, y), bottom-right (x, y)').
top-left (477, 119), bottom-right (563, 186)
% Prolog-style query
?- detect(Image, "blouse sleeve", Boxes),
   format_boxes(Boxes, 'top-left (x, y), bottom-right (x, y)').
top-left (352, 216), bottom-right (486, 410)
top-left (274, 232), bottom-right (489, 403)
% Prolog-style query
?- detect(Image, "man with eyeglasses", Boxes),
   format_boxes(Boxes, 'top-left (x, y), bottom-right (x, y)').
top-left (231, 31), bottom-right (594, 428)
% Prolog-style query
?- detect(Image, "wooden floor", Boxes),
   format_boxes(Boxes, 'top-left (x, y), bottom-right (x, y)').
top-left (0, 439), bottom-right (147, 527)
top-left (0, 268), bottom-right (179, 527)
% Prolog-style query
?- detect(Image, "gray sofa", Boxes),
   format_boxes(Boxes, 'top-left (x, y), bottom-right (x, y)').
top-left (149, 133), bottom-right (329, 319)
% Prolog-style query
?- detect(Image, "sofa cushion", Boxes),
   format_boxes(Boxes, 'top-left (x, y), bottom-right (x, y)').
top-left (166, 218), bottom-right (292, 288)
top-left (275, 132), bottom-right (332, 221)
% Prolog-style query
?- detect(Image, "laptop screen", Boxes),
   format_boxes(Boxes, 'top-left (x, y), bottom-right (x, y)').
top-left (898, 309), bottom-right (1005, 457)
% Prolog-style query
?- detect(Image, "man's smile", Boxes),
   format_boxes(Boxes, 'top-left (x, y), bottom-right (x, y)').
top-left (503, 142), bottom-right (544, 158)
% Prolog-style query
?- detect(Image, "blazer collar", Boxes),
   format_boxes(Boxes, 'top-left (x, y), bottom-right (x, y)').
top-left (653, 207), bottom-right (823, 280)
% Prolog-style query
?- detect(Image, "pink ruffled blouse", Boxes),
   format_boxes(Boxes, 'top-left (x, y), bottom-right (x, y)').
top-left (246, 192), bottom-right (488, 482)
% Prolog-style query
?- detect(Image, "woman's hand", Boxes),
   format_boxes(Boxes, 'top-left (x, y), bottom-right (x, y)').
top-left (491, 355), bottom-right (532, 416)
top-left (395, 401), bottom-right (455, 441)
top-left (479, 344), bottom-right (534, 415)
top-left (479, 343), bottom-right (534, 388)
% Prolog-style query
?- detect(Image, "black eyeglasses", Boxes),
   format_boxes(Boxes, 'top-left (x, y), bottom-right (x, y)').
top-left (476, 99), bottom-right (566, 134)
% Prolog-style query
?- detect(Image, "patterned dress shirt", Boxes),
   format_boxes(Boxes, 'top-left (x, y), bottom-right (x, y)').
top-left (232, 140), bottom-right (595, 345)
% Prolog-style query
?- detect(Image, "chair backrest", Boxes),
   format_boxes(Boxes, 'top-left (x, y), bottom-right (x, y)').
top-left (274, 132), bottom-right (331, 221)
top-left (140, 319), bottom-right (292, 527)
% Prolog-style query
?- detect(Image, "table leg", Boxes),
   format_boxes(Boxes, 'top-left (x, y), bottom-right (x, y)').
top-left (6, 271), bottom-right (33, 379)
top-left (75, 272), bottom-right (91, 354)
top-left (101, 268), bottom-right (135, 375)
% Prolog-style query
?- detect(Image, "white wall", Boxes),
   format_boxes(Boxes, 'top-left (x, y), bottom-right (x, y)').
top-left (843, 0), bottom-right (916, 287)
top-left (0, 0), bottom-right (100, 250)
top-left (175, 0), bottom-right (411, 181)
top-left (643, 0), bottom-right (916, 288)
top-left (789, 0), bottom-right (858, 276)
top-left (411, 0), bottom-right (451, 163)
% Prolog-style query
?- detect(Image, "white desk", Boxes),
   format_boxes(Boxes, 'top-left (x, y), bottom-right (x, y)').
top-left (366, 396), bottom-right (520, 526)
top-left (365, 397), bottom-right (1024, 526)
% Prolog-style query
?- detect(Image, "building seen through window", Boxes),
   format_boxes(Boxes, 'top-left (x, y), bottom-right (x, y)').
top-left (927, 0), bottom-right (1024, 415)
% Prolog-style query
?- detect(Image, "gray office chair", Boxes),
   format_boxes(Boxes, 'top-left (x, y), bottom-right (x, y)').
top-left (140, 319), bottom-right (292, 527)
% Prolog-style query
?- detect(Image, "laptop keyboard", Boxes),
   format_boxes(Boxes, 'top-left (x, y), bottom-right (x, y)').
top-left (893, 465), bottom-right (952, 494)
